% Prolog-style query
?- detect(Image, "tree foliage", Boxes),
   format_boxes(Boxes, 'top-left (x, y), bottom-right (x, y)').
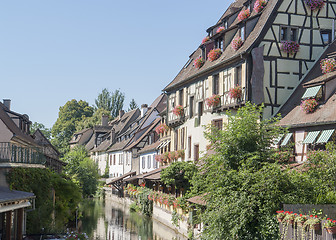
top-left (51, 99), bottom-right (93, 155)
top-left (62, 146), bottom-right (99, 197)
top-left (30, 122), bottom-right (51, 140)
top-left (76, 108), bottom-right (111, 131)
top-left (129, 98), bottom-right (138, 111)
top-left (111, 89), bottom-right (125, 118)
top-left (94, 88), bottom-right (125, 118)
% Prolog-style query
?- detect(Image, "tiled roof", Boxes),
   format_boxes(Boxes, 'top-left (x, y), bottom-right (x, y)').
top-left (187, 193), bottom-right (207, 206)
top-left (163, 0), bottom-right (278, 91)
top-left (138, 141), bottom-right (161, 154)
top-left (0, 186), bottom-right (35, 203)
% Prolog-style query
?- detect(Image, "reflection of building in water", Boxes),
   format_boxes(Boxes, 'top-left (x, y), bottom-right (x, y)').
top-left (92, 216), bottom-right (106, 240)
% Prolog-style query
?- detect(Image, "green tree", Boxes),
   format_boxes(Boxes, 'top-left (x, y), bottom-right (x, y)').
top-left (128, 98), bottom-right (138, 111)
top-left (63, 146), bottom-right (99, 197)
top-left (76, 108), bottom-right (111, 131)
top-left (94, 88), bottom-right (112, 112)
top-left (51, 99), bottom-right (93, 155)
top-left (30, 122), bottom-right (51, 140)
top-left (111, 89), bottom-right (125, 118)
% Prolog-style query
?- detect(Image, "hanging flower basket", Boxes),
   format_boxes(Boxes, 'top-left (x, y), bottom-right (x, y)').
top-left (238, 9), bottom-right (251, 22)
top-left (194, 57), bottom-right (205, 69)
top-left (301, 98), bottom-right (318, 113)
top-left (280, 41), bottom-right (300, 55)
top-left (304, 0), bottom-right (325, 11)
top-left (254, 0), bottom-right (268, 13)
top-left (155, 123), bottom-right (169, 135)
top-left (231, 36), bottom-right (243, 51)
top-left (207, 48), bottom-right (222, 62)
top-left (320, 58), bottom-right (336, 74)
top-left (229, 85), bottom-right (242, 99)
top-left (173, 105), bottom-right (184, 116)
top-left (206, 94), bottom-right (221, 107)
top-left (216, 26), bottom-right (225, 34)
top-left (202, 36), bottom-right (210, 44)
top-left (325, 218), bottom-right (336, 234)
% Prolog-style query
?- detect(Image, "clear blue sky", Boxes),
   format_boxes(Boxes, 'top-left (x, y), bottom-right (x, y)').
top-left (0, 1), bottom-right (230, 128)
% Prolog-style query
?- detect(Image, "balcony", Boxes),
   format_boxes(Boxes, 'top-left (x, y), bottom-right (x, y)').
top-left (0, 142), bottom-right (46, 166)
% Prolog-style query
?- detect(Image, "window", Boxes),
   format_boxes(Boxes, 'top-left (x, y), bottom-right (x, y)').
top-left (216, 38), bottom-right (224, 51)
top-left (235, 65), bottom-right (242, 86)
top-left (179, 89), bottom-right (184, 106)
top-left (213, 119), bottom-right (223, 130)
top-left (113, 155), bottom-right (116, 165)
top-left (148, 155), bottom-right (151, 169)
top-left (181, 128), bottom-right (185, 149)
top-left (194, 144), bottom-right (199, 162)
top-left (153, 155), bottom-right (157, 169)
top-left (280, 26), bottom-right (298, 41)
top-left (321, 30), bottom-right (331, 45)
top-left (189, 96), bottom-right (194, 117)
top-left (224, 20), bottom-right (228, 29)
top-left (142, 157), bottom-right (145, 169)
top-left (188, 136), bottom-right (192, 158)
top-left (198, 102), bottom-right (203, 117)
top-left (280, 27), bottom-right (287, 41)
top-left (290, 28), bottom-right (297, 41)
top-left (240, 26), bottom-right (245, 41)
top-left (109, 155), bottom-right (112, 166)
top-left (213, 74), bottom-right (219, 95)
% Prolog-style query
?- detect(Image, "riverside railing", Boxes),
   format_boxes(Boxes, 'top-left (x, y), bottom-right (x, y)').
top-left (0, 142), bottom-right (46, 165)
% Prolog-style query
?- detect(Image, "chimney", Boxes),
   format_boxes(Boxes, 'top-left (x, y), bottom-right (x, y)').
top-left (101, 115), bottom-right (108, 126)
top-left (141, 104), bottom-right (148, 117)
top-left (110, 129), bottom-right (115, 144)
top-left (119, 110), bottom-right (125, 119)
top-left (3, 99), bottom-right (11, 110)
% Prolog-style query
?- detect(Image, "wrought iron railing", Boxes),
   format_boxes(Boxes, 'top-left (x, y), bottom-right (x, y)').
top-left (0, 142), bottom-right (46, 165)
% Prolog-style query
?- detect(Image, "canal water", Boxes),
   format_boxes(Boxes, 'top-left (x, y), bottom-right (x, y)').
top-left (79, 198), bottom-right (188, 240)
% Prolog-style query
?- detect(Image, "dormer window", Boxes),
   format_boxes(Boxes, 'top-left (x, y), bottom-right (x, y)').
top-left (240, 26), bottom-right (246, 41)
top-left (224, 20), bottom-right (228, 29)
top-left (302, 85), bottom-right (322, 100)
top-left (321, 30), bottom-right (331, 45)
top-left (216, 38), bottom-right (224, 51)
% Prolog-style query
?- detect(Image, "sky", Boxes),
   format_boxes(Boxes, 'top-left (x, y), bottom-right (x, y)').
top-left (0, 1), bottom-right (231, 128)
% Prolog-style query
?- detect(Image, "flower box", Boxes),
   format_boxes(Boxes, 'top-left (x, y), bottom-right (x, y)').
top-left (304, 0), bottom-right (325, 11)
top-left (326, 226), bottom-right (336, 234)
top-left (206, 94), bottom-right (221, 107)
top-left (280, 41), bottom-right (300, 55)
top-left (216, 26), bottom-right (225, 34)
top-left (320, 58), bottom-right (336, 74)
top-left (254, 0), bottom-right (268, 13)
top-left (194, 57), bottom-right (205, 69)
top-left (229, 85), bottom-right (242, 100)
top-left (155, 123), bottom-right (169, 135)
top-left (301, 98), bottom-right (318, 113)
top-left (231, 37), bottom-right (243, 51)
top-left (202, 36), bottom-right (210, 44)
top-left (173, 105), bottom-right (184, 116)
top-left (238, 9), bottom-right (251, 22)
top-left (207, 48), bottom-right (222, 62)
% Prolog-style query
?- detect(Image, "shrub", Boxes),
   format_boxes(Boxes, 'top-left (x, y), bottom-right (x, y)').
top-left (231, 37), bottom-right (243, 51)
top-left (207, 48), bottom-right (222, 62)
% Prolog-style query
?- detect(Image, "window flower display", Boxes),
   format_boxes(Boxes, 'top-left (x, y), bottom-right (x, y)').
top-left (254, 0), bottom-right (268, 13)
top-left (280, 40), bottom-right (300, 55)
top-left (320, 58), bottom-right (336, 74)
top-left (216, 26), bottom-right (225, 33)
top-left (206, 94), bottom-right (221, 107)
top-left (238, 9), bottom-right (250, 22)
top-left (173, 105), bottom-right (184, 116)
top-left (304, 0), bottom-right (325, 11)
top-left (207, 48), bottom-right (222, 62)
top-left (202, 36), bottom-right (210, 44)
top-left (231, 36), bottom-right (243, 51)
top-left (155, 123), bottom-right (169, 135)
top-left (301, 98), bottom-right (318, 113)
top-left (229, 85), bottom-right (242, 99)
top-left (194, 57), bottom-right (205, 69)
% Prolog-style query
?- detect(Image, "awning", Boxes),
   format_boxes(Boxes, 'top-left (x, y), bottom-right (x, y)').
top-left (281, 133), bottom-right (293, 146)
top-left (106, 171), bottom-right (136, 185)
top-left (158, 140), bottom-right (170, 149)
top-left (0, 201), bottom-right (31, 213)
top-left (302, 86), bottom-right (321, 99)
top-left (187, 194), bottom-right (207, 206)
top-left (316, 129), bottom-right (335, 144)
top-left (273, 134), bottom-right (284, 145)
top-left (303, 131), bottom-right (320, 144)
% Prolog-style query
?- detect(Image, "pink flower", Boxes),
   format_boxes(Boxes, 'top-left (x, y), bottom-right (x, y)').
top-left (304, 0), bottom-right (324, 10)
top-left (300, 98), bottom-right (318, 113)
top-left (155, 123), bottom-right (169, 135)
top-left (194, 57), bottom-right (205, 69)
top-left (173, 105), bottom-right (184, 116)
top-left (238, 9), bottom-right (250, 22)
top-left (254, 0), bottom-right (268, 13)
top-left (216, 26), bottom-right (225, 33)
top-left (231, 37), bottom-right (243, 51)
top-left (206, 94), bottom-right (221, 107)
top-left (202, 36), bottom-right (210, 44)
top-left (207, 48), bottom-right (222, 62)
top-left (229, 85), bottom-right (242, 99)
top-left (280, 41), bottom-right (300, 55)
top-left (320, 58), bottom-right (336, 74)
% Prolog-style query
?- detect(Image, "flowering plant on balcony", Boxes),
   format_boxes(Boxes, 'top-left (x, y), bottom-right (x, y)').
top-left (231, 36), bottom-right (243, 51)
top-left (206, 94), bottom-right (221, 107)
top-left (194, 57), bottom-right (205, 69)
top-left (216, 26), bottom-right (225, 34)
top-left (254, 0), bottom-right (268, 13)
top-left (155, 123), bottom-right (169, 135)
top-left (229, 85), bottom-right (242, 99)
top-left (66, 232), bottom-right (89, 240)
top-left (304, 0), bottom-right (325, 11)
top-left (320, 58), bottom-right (336, 74)
top-left (207, 48), bottom-right (222, 62)
top-left (238, 9), bottom-right (250, 22)
top-left (173, 105), bottom-right (184, 116)
top-left (202, 36), bottom-right (210, 44)
top-left (280, 40), bottom-right (300, 55)
top-left (301, 98), bottom-right (318, 113)
top-left (155, 154), bottom-right (165, 163)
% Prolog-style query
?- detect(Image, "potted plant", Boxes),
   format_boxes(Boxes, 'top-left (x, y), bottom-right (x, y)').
top-left (155, 123), bottom-right (169, 135)
top-left (254, 0), bottom-right (268, 13)
top-left (324, 218), bottom-right (336, 234)
top-left (229, 85), bottom-right (242, 100)
top-left (202, 36), bottom-right (210, 44)
top-left (238, 9), bottom-right (250, 22)
top-left (276, 210), bottom-right (286, 222)
top-left (305, 216), bottom-right (321, 230)
top-left (66, 232), bottom-right (89, 240)
top-left (304, 0), bottom-right (325, 11)
top-left (206, 94), bottom-right (221, 107)
top-left (296, 214), bottom-right (308, 226)
top-left (194, 57), bottom-right (205, 69)
top-left (207, 48), bottom-right (222, 62)
top-left (231, 36), bottom-right (243, 51)
top-left (216, 26), bottom-right (225, 34)
top-left (300, 98), bottom-right (318, 113)
top-left (320, 58), bottom-right (336, 74)
top-left (280, 40), bottom-right (300, 55)
top-left (173, 105), bottom-right (184, 116)
top-left (284, 212), bottom-right (297, 225)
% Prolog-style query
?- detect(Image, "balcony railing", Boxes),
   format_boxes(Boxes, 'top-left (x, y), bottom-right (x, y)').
top-left (0, 142), bottom-right (46, 165)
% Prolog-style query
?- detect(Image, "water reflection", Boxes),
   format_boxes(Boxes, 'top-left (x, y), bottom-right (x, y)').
top-left (80, 198), bottom-right (187, 240)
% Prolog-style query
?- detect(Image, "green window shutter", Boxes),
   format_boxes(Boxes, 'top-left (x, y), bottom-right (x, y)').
top-left (316, 129), bottom-right (335, 144)
top-left (281, 133), bottom-right (293, 146)
top-left (302, 131), bottom-right (320, 144)
top-left (302, 86), bottom-right (321, 99)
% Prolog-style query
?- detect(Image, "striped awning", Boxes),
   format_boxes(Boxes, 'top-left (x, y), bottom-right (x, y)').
top-left (302, 86), bottom-right (321, 99)
top-left (273, 134), bottom-right (284, 145)
top-left (303, 131), bottom-right (320, 144)
top-left (281, 133), bottom-right (293, 146)
top-left (316, 129), bottom-right (335, 144)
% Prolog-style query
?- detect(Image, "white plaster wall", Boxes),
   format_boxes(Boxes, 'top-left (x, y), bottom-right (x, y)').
top-left (139, 151), bottom-right (158, 174)
top-left (294, 130), bottom-right (307, 162)
top-left (108, 150), bottom-right (124, 178)
top-left (123, 151), bottom-right (132, 174)
top-left (97, 152), bottom-right (107, 176)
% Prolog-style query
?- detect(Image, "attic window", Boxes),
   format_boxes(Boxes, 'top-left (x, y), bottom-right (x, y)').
top-left (224, 20), bottom-right (228, 29)
top-left (301, 86), bottom-right (322, 99)
top-left (321, 30), bottom-right (331, 45)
